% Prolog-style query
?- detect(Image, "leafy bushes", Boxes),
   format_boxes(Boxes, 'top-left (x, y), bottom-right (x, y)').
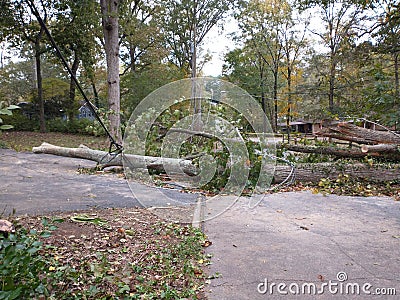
top-left (0, 219), bottom-right (57, 299)
top-left (2, 111), bottom-right (106, 136)
top-left (46, 118), bottom-right (95, 135)
top-left (0, 102), bottom-right (20, 132)
top-left (1, 111), bottom-right (39, 132)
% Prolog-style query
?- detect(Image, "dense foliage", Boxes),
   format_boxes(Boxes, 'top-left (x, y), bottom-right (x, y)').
top-left (0, 0), bottom-right (398, 132)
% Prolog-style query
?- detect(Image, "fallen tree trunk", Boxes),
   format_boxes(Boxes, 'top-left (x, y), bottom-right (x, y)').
top-left (32, 142), bottom-right (197, 175)
top-left (361, 144), bottom-right (399, 154)
top-left (274, 163), bottom-right (400, 183)
top-left (315, 130), bottom-right (376, 145)
top-left (316, 122), bottom-right (400, 145)
top-left (284, 144), bottom-right (400, 160)
top-left (284, 144), bottom-right (367, 158)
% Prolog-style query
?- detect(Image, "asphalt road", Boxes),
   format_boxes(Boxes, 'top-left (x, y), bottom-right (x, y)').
top-left (0, 149), bottom-right (197, 219)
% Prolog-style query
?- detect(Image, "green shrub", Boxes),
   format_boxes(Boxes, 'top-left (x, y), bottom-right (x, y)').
top-left (1, 111), bottom-right (39, 132)
top-left (0, 102), bottom-right (20, 132)
top-left (46, 118), bottom-right (95, 135)
top-left (0, 219), bottom-right (56, 299)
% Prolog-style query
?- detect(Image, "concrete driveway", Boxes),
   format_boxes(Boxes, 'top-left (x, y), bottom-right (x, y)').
top-left (204, 192), bottom-right (400, 299)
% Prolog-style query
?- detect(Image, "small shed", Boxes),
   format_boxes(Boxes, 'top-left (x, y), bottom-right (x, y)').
top-left (77, 102), bottom-right (97, 121)
top-left (279, 120), bottom-right (315, 134)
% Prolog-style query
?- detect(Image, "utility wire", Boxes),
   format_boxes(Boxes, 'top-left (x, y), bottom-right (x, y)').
top-left (26, 0), bottom-right (123, 154)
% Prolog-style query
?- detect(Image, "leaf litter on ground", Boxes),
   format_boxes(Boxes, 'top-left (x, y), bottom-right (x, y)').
top-left (6, 207), bottom-right (209, 299)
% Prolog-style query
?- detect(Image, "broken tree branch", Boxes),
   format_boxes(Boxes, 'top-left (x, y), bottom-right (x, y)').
top-left (32, 142), bottom-right (197, 175)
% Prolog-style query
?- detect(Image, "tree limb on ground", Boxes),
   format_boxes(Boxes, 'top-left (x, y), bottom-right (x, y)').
top-left (32, 142), bottom-right (197, 175)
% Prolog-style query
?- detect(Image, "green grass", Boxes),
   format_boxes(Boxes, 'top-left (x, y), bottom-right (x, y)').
top-left (0, 131), bottom-right (108, 152)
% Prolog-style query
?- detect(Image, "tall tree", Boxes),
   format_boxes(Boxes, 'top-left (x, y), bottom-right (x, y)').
top-left (53, 0), bottom-right (101, 121)
top-left (162, 0), bottom-right (235, 75)
top-left (13, 0), bottom-right (57, 132)
top-left (236, 0), bottom-right (294, 131)
top-left (223, 45), bottom-right (274, 123)
top-left (100, 0), bottom-right (122, 143)
top-left (374, 0), bottom-right (400, 102)
top-left (299, 0), bottom-right (369, 113)
top-left (280, 9), bottom-right (308, 139)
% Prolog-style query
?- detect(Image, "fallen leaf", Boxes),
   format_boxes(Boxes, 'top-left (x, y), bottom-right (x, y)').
top-left (202, 240), bottom-right (212, 247)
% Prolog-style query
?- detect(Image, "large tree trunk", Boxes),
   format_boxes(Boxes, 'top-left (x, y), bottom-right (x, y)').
top-left (361, 144), bottom-right (400, 154)
top-left (101, 0), bottom-right (122, 144)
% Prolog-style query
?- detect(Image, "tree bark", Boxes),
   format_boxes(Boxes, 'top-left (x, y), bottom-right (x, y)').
top-left (68, 50), bottom-right (80, 121)
top-left (361, 144), bottom-right (399, 154)
top-left (273, 163), bottom-right (400, 183)
top-left (100, 0), bottom-right (122, 144)
top-left (317, 122), bottom-right (400, 145)
top-left (34, 29), bottom-right (46, 133)
top-left (284, 144), bottom-right (400, 160)
top-left (32, 143), bottom-right (197, 175)
top-left (315, 130), bottom-right (376, 145)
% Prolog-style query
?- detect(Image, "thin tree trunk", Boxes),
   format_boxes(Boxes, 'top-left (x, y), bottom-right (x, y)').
top-left (273, 66), bottom-right (278, 132)
top-left (92, 80), bottom-right (100, 108)
top-left (328, 54), bottom-right (335, 113)
top-left (274, 163), bottom-right (400, 183)
top-left (283, 144), bottom-right (400, 160)
top-left (318, 122), bottom-right (400, 145)
top-left (68, 51), bottom-right (80, 121)
top-left (101, 0), bottom-right (122, 143)
top-left (286, 63), bottom-right (292, 142)
top-left (394, 52), bottom-right (399, 101)
top-left (34, 30), bottom-right (45, 133)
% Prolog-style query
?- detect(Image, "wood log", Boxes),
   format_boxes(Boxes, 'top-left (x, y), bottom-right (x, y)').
top-left (284, 144), bottom-right (367, 158)
top-left (315, 129), bottom-right (376, 145)
top-left (274, 163), bottom-right (400, 183)
top-left (361, 144), bottom-right (399, 154)
top-left (32, 142), bottom-right (197, 175)
top-left (317, 122), bottom-right (400, 145)
top-left (284, 144), bottom-right (400, 160)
